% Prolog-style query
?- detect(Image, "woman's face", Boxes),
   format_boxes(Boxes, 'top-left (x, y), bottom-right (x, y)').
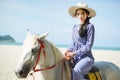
top-left (76, 9), bottom-right (89, 23)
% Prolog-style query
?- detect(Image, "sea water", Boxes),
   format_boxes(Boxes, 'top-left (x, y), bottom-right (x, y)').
top-left (0, 42), bottom-right (120, 51)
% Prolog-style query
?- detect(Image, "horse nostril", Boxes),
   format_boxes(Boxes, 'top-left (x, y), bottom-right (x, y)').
top-left (19, 70), bottom-right (23, 75)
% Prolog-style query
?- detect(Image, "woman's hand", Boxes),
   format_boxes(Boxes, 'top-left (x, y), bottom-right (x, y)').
top-left (64, 51), bottom-right (76, 60)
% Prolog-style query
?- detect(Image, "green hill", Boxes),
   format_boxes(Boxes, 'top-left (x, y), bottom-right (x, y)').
top-left (0, 35), bottom-right (16, 42)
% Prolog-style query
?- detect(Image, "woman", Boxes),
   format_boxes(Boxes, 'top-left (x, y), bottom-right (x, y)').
top-left (64, 2), bottom-right (96, 80)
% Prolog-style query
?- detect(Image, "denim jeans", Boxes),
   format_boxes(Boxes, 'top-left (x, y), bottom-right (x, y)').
top-left (72, 57), bottom-right (94, 80)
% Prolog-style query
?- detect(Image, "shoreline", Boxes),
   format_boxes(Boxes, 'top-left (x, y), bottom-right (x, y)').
top-left (1, 43), bottom-right (120, 51)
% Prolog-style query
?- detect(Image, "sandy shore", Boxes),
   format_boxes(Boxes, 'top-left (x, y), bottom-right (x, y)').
top-left (0, 45), bottom-right (120, 80)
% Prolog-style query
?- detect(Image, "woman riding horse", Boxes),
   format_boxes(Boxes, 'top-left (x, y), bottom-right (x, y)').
top-left (65, 2), bottom-right (96, 80)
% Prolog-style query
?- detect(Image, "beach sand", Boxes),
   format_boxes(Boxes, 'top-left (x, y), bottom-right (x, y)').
top-left (0, 45), bottom-right (120, 80)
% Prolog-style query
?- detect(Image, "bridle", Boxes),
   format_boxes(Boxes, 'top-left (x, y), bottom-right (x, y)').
top-left (29, 39), bottom-right (65, 80)
top-left (30, 39), bottom-right (56, 74)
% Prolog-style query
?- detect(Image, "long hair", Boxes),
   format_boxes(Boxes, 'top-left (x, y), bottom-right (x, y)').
top-left (78, 17), bottom-right (91, 38)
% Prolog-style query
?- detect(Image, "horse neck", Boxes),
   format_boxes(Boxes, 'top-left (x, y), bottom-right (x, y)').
top-left (39, 40), bottom-right (64, 67)
top-left (37, 40), bottom-right (71, 80)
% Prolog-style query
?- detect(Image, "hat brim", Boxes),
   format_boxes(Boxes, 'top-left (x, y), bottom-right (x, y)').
top-left (68, 6), bottom-right (96, 18)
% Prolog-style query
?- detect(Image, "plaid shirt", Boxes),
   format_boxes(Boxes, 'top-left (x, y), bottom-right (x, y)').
top-left (67, 23), bottom-right (95, 62)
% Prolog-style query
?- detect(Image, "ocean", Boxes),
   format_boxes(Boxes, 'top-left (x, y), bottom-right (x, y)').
top-left (0, 42), bottom-right (120, 51)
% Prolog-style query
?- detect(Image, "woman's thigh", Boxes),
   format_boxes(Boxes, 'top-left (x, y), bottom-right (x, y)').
top-left (74, 57), bottom-right (94, 74)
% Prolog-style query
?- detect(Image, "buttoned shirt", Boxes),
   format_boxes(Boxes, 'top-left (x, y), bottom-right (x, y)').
top-left (67, 23), bottom-right (95, 62)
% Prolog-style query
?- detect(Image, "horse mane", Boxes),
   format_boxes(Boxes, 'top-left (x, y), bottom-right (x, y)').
top-left (43, 39), bottom-right (64, 63)
top-left (43, 39), bottom-right (71, 80)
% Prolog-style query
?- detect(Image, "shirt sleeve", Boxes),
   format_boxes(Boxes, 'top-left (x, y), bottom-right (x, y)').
top-left (74, 24), bottom-right (95, 56)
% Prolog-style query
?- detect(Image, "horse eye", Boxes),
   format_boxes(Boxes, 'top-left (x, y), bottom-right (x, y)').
top-left (32, 48), bottom-right (37, 53)
top-left (77, 13), bottom-right (80, 15)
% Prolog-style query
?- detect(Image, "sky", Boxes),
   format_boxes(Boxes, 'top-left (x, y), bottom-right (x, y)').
top-left (0, 0), bottom-right (120, 48)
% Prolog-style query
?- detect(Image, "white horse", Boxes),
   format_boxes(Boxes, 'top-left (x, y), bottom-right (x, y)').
top-left (15, 32), bottom-right (120, 80)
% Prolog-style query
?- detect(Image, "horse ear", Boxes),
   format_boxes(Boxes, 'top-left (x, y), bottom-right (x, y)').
top-left (39, 32), bottom-right (49, 40)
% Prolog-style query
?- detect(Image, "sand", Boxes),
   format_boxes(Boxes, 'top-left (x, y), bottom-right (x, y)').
top-left (0, 45), bottom-right (120, 80)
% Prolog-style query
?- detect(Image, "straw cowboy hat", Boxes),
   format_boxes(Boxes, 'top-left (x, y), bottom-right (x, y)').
top-left (68, 2), bottom-right (96, 18)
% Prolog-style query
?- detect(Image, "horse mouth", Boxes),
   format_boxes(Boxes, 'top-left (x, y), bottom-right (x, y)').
top-left (15, 70), bottom-right (28, 78)
top-left (15, 67), bottom-right (31, 78)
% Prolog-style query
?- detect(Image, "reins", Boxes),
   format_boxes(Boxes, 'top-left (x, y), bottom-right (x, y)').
top-left (29, 39), bottom-right (65, 80)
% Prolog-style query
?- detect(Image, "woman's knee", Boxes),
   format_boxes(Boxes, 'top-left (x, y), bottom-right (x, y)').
top-left (73, 64), bottom-right (83, 74)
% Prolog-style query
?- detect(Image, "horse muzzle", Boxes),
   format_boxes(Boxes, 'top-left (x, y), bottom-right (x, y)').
top-left (15, 68), bottom-right (30, 78)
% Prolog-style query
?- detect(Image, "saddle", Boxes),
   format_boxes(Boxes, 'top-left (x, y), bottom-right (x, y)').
top-left (83, 66), bottom-right (102, 80)
top-left (69, 59), bottom-right (102, 80)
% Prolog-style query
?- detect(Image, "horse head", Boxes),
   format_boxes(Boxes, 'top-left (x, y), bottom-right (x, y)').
top-left (15, 32), bottom-right (49, 78)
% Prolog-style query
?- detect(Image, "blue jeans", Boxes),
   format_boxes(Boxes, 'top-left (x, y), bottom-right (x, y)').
top-left (72, 57), bottom-right (94, 80)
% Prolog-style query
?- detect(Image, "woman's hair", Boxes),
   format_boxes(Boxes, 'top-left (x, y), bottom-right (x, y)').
top-left (75, 8), bottom-right (91, 38)
top-left (78, 17), bottom-right (91, 38)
